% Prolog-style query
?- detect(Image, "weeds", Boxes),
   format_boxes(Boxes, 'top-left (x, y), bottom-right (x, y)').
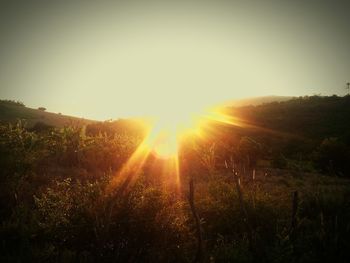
top-left (0, 122), bottom-right (350, 262)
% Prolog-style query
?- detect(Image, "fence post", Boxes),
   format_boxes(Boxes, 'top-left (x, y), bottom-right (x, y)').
top-left (189, 177), bottom-right (204, 263)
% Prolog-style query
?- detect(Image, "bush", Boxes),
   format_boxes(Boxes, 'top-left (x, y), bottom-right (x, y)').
top-left (238, 136), bottom-right (262, 167)
top-left (29, 122), bottom-right (53, 133)
top-left (313, 137), bottom-right (350, 176)
top-left (0, 99), bottom-right (25, 107)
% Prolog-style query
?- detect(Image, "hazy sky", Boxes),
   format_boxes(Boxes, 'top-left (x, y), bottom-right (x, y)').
top-left (1, 0), bottom-right (349, 120)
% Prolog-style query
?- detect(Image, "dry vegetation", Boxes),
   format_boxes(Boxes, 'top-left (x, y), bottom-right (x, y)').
top-left (1, 96), bottom-right (350, 262)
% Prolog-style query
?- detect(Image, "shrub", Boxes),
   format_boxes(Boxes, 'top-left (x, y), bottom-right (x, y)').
top-left (0, 99), bottom-right (25, 106)
top-left (313, 137), bottom-right (350, 176)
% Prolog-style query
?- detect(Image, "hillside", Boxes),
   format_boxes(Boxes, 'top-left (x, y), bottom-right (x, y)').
top-left (222, 95), bottom-right (294, 107)
top-left (0, 100), bottom-right (96, 128)
top-left (227, 95), bottom-right (350, 143)
top-left (1, 96), bottom-right (350, 262)
top-left (2, 96), bottom-right (349, 143)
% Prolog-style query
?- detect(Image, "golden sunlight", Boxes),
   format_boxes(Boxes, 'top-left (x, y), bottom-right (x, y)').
top-left (144, 113), bottom-right (199, 159)
top-left (142, 106), bottom-right (241, 159)
top-left (105, 104), bottom-right (245, 197)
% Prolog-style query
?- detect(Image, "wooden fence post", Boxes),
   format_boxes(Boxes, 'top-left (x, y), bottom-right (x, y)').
top-left (189, 177), bottom-right (204, 263)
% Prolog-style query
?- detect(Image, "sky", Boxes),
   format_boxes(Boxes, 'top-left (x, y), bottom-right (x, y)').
top-left (0, 0), bottom-right (350, 120)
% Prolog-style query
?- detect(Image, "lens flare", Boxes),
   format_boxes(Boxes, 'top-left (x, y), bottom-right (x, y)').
top-left (142, 106), bottom-right (240, 159)
top-left (107, 105), bottom-right (248, 194)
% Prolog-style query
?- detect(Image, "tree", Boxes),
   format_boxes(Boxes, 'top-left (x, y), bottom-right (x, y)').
top-left (0, 99), bottom-right (25, 106)
top-left (38, 107), bottom-right (46, 111)
top-left (238, 136), bottom-right (262, 167)
top-left (313, 137), bottom-right (350, 176)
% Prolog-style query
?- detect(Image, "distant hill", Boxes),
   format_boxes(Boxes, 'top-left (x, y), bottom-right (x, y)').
top-left (2, 95), bottom-right (349, 142)
top-left (227, 95), bottom-right (350, 143)
top-left (0, 100), bottom-right (96, 128)
top-left (222, 96), bottom-right (294, 107)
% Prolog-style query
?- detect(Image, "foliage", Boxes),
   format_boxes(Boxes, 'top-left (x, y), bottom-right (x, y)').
top-left (1, 96), bottom-right (350, 262)
top-left (237, 136), bottom-right (262, 167)
top-left (313, 137), bottom-right (350, 176)
top-left (0, 99), bottom-right (25, 107)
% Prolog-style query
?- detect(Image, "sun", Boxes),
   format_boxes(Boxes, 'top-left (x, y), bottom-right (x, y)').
top-left (107, 105), bottom-right (243, 193)
top-left (142, 105), bottom-right (238, 159)
top-left (146, 128), bottom-right (178, 159)
top-left (143, 109), bottom-right (202, 159)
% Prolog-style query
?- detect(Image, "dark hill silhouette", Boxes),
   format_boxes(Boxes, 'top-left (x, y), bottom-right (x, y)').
top-left (0, 100), bottom-right (96, 128)
top-left (2, 96), bottom-right (349, 143)
top-left (222, 95), bottom-right (294, 107)
top-left (227, 95), bottom-right (350, 143)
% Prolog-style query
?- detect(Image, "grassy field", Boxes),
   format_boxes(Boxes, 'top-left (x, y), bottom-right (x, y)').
top-left (1, 96), bottom-right (350, 262)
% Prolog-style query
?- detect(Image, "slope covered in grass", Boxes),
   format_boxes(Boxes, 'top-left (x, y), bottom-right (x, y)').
top-left (228, 95), bottom-right (350, 142)
top-left (0, 100), bottom-right (95, 128)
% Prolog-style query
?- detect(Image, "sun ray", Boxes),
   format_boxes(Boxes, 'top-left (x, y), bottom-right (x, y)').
top-left (107, 137), bottom-right (152, 194)
top-left (106, 104), bottom-right (304, 197)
